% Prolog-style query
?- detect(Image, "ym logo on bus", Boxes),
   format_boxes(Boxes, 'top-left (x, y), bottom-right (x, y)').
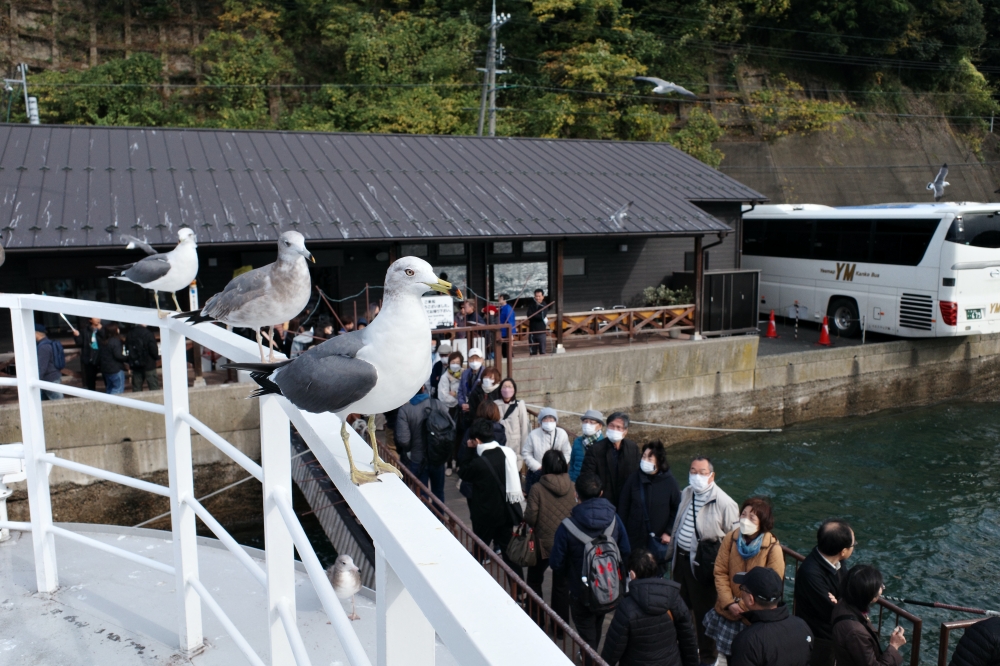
top-left (835, 263), bottom-right (857, 281)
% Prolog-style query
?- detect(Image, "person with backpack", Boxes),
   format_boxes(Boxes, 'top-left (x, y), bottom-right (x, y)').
top-left (522, 407), bottom-right (571, 496)
top-left (99, 322), bottom-right (128, 395)
top-left (75, 317), bottom-right (105, 391)
top-left (125, 324), bottom-right (160, 391)
top-left (34, 324), bottom-right (65, 400)
top-left (395, 387), bottom-right (454, 503)
top-left (549, 472), bottom-right (631, 661)
top-left (601, 548), bottom-right (699, 666)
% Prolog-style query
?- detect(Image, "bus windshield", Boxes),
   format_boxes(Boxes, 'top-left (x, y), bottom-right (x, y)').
top-left (946, 213), bottom-right (1000, 248)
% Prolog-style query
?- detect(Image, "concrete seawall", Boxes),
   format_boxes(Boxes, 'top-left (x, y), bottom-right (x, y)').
top-left (516, 333), bottom-right (1000, 444)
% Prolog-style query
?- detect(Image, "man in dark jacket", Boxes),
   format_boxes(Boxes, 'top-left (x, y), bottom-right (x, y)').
top-left (75, 317), bottom-right (105, 391)
top-left (730, 567), bottom-right (813, 666)
top-left (579, 412), bottom-right (641, 511)
top-left (602, 548), bottom-right (698, 666)
top-left (525, 289), bottom-right (549, 355)
top-left (617, 440), bottom-right (681, 570)
top-left (794, 519), bottom-right (855, 666)
top-left (34, 325), bottom-right (64, 400)
top-left (429, 343), bottom-right (451, 399)
top-left (950, 617), bottom-right (1000, 666)
top-left (396, 388), bottom-right (452, 503)
top-left (550, 473), bottom-right (631, 658)
top-left (125, 324), bottom-right (160, 391)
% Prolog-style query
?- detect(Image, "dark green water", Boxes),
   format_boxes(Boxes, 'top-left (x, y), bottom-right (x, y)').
top-left (667, 401), bottom-right (1000, 664)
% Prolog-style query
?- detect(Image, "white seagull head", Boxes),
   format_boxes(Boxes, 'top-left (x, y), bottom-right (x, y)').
top-left (278, 230), bottom-right (314, 263)
top-left (334, 554), bottom-right (360, 573)
top-left (177, 227), bottom-right (197, 246)
top-left (386, 256), bottom-right (453, 297)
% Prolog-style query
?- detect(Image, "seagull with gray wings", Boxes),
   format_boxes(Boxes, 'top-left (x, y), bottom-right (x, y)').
top-left (328, 554), bottom-right (362, 621)
top-left (633, 76), bottom-right (697, 98)
top-left (927, 164), bottom-right (950, 201)
top-left (174, 231), bottom-right (314, 362)
top-left (226, 257), bottom-right (458, 485)
top-left (99, 228), bottom-right (199, 318)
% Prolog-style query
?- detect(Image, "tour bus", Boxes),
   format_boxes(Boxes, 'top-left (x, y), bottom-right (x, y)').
top-left (742, 203), bottom-right (1000, 338)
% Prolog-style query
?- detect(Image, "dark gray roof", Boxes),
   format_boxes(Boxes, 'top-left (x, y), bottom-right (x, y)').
top-left (0, 123), bottom-right (766, 250)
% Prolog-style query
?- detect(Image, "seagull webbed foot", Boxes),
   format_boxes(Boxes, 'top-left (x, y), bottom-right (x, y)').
top-left (368, 415), bottom-right (403, 479)
top-left (342, 419), bottom-right (380, 486)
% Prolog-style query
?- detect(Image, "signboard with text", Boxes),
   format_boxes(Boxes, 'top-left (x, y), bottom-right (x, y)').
top-left (422, 295), bottom-right (455, 329)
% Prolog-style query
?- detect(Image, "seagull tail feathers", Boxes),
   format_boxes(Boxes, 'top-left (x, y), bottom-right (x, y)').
top-left (172, 309), bottom-right (215, 324)
top-left (96, 263), bottom-right (135, 278)
top-left (222, 361), bottom-right (290, 398)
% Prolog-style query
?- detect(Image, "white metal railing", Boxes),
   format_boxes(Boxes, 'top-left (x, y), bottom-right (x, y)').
top-left (0, 293), bottom-right (569, 666)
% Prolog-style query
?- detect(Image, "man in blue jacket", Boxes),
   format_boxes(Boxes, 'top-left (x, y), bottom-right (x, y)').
top-left (497, 293), bottom-right (515, 359)
top-left (550, 473), bottom-right (631, 658)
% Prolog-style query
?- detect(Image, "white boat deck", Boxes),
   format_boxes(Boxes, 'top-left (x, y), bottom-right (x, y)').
top-left (0, 525), bottom-right (457, 666)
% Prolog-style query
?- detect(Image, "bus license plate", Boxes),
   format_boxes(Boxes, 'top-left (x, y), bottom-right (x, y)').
top-left (966, 308), bottom-right (984, 320)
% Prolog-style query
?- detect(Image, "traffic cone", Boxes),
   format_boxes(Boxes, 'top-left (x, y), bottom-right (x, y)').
top-left (817, 316), bottom-right (832, 346)
top-left (765, 310), bottom-right (779, 338)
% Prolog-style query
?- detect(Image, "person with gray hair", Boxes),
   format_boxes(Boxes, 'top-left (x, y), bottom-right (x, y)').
top-left (667, 456), bottom-right (740, 665)
top-left (569, 409), bottom-right (605, 482)
top-left (579, 411), bottom-right (641, 511)
top-left (522, 407), bottom-right (571, 495)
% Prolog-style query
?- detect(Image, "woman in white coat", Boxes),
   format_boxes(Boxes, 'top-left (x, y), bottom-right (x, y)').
top-left (437, 351), bottom-right (464, 409)
top-left (522, 407), bottom-right (571, 495)
top-left (494, 377), bottom-right (530, 470)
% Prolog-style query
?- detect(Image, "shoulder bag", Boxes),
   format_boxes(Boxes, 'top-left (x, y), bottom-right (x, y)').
top-left (692, 498), bottom-right (722, 586)
top-left (480, 450), bottom-right (534, 565)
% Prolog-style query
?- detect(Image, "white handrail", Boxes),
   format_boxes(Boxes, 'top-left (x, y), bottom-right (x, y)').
top-left (277, 598), bottom-right (314, 666)
top-left (190, 577), bottom-right (267, 666)
top-left (0, 520), bottom-right (32, 531)
top-left (48, 524), bottom-right (175, 576)
top-left (0, 377), bottom-right (16, 387)
top-left (184, 496), bottom-right (267, 588)
top-left (38, 453), bottom-right (171, 497)
top-left (272, 486), bottom-right (372, 666)
top-left (33, 379), bottom-right (166, 414)
top-left (180, 412), bottom-right (263, 482)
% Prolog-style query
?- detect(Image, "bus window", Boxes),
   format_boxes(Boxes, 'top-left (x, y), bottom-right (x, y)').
top-left (764, 219), bottom-right (813, 259)
top-left (742, 218), bottom-right (767, 256)
top-left (871, 219), bottom-right (939, 265)
top-left (946, 213), bottom-right (1000, 248)
top-left (813, 219), bottom-right (872, 262)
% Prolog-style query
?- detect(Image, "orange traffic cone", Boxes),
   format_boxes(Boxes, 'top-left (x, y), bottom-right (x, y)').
top-left (765, 310), bottom-right (779, 338)
top-left (817, 316), bottom-right (832, 346)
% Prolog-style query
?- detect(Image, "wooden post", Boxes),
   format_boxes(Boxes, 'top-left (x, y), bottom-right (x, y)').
top-left (693, 235), bottom-right (704, 339)
top-left (554, 240), bottom-right (564, 347)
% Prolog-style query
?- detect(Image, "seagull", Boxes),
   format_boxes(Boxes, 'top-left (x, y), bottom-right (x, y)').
top-left (121, 234), bottom-right (157, 256)
top-left (225, 256), bottom-right (458, 484)
top-left (607, 201), bottom-right (633, 230)
top-left (174, 231), bottom-right (314, 362)
top-left (99, 228), bottom-right (199, 318)
top-left (328, 554), bottom-right (362, 621)
top-left (927, 164), bottom-right (949, 201)
top-left (633, 76), bottom-right (697, 98)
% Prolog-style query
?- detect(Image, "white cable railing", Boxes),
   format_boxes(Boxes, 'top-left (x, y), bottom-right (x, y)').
top-left (0, 292), bottom-right (569, 666)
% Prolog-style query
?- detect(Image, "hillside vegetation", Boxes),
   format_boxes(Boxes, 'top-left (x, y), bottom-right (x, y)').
top-left (5, 0), bottom-right (1000, 166)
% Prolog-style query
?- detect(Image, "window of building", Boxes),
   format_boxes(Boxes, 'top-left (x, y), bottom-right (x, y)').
top-left (492, 242), bottom-right (514, 254)
top-left (684, 252), bottom-right (710, 271)
top-left (493, 262), bottom-right (548, 299)
top-left (400, 243), bottom-right (428, 257)
top-left (523, 240), bottom-right (547, 254)
top-left (439, 243), bottom-right (465, 256)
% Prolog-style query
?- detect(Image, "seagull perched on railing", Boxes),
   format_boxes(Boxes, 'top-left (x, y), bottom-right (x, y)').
top-left (173, 231), bottom-right (314, 362)
top-left (328, 554), bottom-right (362, 621)
top-left (632, 76), bottom-right (697, 98)
top-left (99, 228), bottom-right (199, 318)
top-left (225, 257), bottom-right (459, 484)
top-left (928, 164), bottom-right (950, 201)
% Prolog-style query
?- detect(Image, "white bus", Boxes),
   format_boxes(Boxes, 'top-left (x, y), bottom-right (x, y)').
top-left (742, 203), bottom-right (1000, 338)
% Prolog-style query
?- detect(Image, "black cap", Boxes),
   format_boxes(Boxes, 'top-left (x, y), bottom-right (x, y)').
top-left (733, 567), bottom-right (783, 603)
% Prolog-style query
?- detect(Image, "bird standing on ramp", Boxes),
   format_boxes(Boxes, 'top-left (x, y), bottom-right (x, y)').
top-left (173, 231), bottom-right (314, 362)
top-left (100, 228), bottom-right (199, 318)
top-left (928, 164), bottom-right (950, 201)
top-left (328, 554), bottom-right (362, 621)
top-left (632, 76), bottom-right (697, 98)
top-left (225, 257), bottom-right (458, 485)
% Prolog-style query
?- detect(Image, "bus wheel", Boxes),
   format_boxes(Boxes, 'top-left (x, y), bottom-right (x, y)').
top-left (828, 298), bottom-right (860, 337)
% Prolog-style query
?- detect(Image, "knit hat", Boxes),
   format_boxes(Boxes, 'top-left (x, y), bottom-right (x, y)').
top-left (468, 348), bottom-right (483, 359)
top-left (538, 407), bottom-right (558, 423)
top-left (581, 409), bottom-right (605, 426)
top-left (34, 324), bottom-right (46, 333)
top-left (438, 343), bottom-right (452, 355)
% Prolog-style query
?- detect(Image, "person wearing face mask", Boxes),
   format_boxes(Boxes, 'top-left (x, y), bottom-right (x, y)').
top-left (702, 497), bottom-right (784, 661)
top-left (569, 410), bottom-right (605, 482)
top-left (667, 456), bottom-right (740, 666)
top-left (579, 412), bottom-right (641, 512)
top-left (494, 378), bottom-right (530, 470)
top-left (831, 565), bottom-right (905, 666)
top-left (617, 441), bottom-right (682, 574)
top-left (429, 343), bottom-right (452, 400)
top-left (522, 407), bottom-right (572, 495)
top-left (438, 351), bottom-right (464, 411)
top-left (468, 366), bottom-right (501, 423)
top-left (457, 348), bottom-right (486, 416)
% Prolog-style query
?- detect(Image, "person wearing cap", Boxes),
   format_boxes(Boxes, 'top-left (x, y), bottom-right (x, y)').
top-left (569, 409), bottom-right (605, 482)
top-left (579, 412), bottom-right (641, 511)
top-left (34, 324), bottom-right (64, 400)
top-left (729, 567), bottom-right (813, 666)
top-left (601, 548), bottom-right (699, 666)
top-left (429, 343), bottom-right (452, 400)
top-left (522, 407), bottom-right (571, 495)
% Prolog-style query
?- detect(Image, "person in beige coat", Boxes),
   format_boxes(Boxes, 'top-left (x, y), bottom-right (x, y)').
top-left (437, 351), bottom-right (464, 409)
top-left (494, 377), bottom-right (530, 470)
top-left (523, 449), bottom-right (575, 628)
top-left (703, 496), bottom-right (785, 658)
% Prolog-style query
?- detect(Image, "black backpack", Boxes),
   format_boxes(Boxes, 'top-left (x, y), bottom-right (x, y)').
top-left (126, 331), bottom-right (151, 368)
top-left (424, 400), bottom-right (456, 466)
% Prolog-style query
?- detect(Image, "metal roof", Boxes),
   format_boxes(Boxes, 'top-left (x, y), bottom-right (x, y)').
top-left (0, 123), bottom-right (766, 250)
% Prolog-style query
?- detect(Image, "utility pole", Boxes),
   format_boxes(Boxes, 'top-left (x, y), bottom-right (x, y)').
top-left (477, 0), bottom-right (509, 137)
top-left (4, 64), bottom-right (40, 124)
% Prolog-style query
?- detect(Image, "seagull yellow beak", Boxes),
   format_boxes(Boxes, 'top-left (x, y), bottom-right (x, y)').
top-left (308, 253), bottom-right (316, 263)
top-left (426, 278), bottom-right (452, 295)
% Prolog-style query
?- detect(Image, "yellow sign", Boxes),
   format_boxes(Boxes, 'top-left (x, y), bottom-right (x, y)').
top-left (836, 263), bottom-right (856, 281)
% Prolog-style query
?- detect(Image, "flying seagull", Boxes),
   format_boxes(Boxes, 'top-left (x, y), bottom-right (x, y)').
top-left (328, 554), bottom-right (362, 621)
top-left (633, 76), bottom-right (697, 98)
top-left (225, 256), bottom-right (458, 484)
top-left (174, 231), bottom-right (314, 362)
top-left (100, 228), bottom-right (199, 318)
top-left (607, 201), bottom-right (633, 230)
top-left (927, 164), bottom-right (949, 201)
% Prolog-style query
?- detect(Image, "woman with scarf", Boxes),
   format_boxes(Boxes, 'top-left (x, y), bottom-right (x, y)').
top-left (568, 410), bottom-right (605, 482)
top-left (832, 566), bottom-right (905, 666)
top-left (494, 377), bottom-right (530, 471)
top-left (703, 496), bottom-right (785, 659)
